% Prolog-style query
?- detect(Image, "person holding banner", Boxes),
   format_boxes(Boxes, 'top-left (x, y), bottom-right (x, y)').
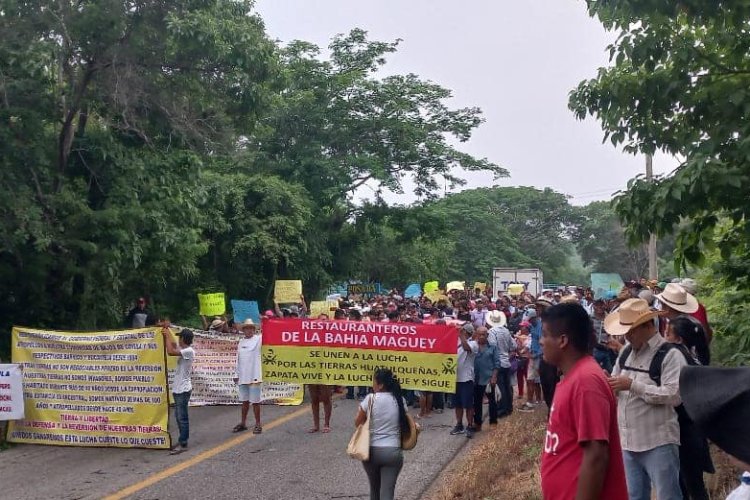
top-left (163, 326), bottom-right (195, 455)
top-left (233, 319), bottom-right (263, 434)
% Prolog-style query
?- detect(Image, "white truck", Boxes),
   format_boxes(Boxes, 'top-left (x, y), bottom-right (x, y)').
top-left (492, 268), bottom-right (544, 298)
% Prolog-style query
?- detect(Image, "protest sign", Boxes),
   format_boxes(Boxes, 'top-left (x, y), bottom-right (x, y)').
top-left (403, 283), bottom-right (421, 299)
top-left (0, 364), bottom-right (24, 420)
top-left (591, 273), bottom-right (625, 300)
top-left (309, 301), bottom-right (337, 318)
top-left (231, 299), bottom-right (260, 324)
top-left (508, 283), bottom-right (525, 296)
top-left (446, 281), bottom-right (465, 292)
top-left (166, 330), bottom-right (303, 406)
top-left (473, 282), bottom-right (487, 292)
top-left (346, 283), bottom-right (382, 297)
top-left (425, 291), bottom-right (448, 303)
top-left (423, 281), bottom-right (439, 294)
top-left (274, 280), bottom-right (302, 304)
top-left (8, 327), bottom-right (170, 449)
top-left (261, 319), bottom-right (458, 391)
top-left (198, 293), bottom-right (226, 316)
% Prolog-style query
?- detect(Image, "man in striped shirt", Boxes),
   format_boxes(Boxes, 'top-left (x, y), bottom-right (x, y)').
top-left (605, 298), bottom-right (686, 500)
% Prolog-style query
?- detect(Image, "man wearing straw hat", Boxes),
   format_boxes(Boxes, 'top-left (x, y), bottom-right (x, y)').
top-left (605, 298), bottom-right (687, 500)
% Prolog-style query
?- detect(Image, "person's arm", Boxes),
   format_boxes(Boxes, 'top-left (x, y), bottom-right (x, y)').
top-left (299, 294), bottom-right (308, 315)
top-left (200, 315), bottom-right (209, 330)
top-left (355, 394), bottom-right (370, 426)
top-left (458, 328), bottom-right (472, 353)
top-left (490, 347), bottom-right (500, 385)
top-left (124, 309), bottom-right (135, 327)
top-left (576, 440), bottom-right (610, 500)
top-left (274, 300), bottom-right (283, 318)
top-left (162, 327), bottom-right (182, 356)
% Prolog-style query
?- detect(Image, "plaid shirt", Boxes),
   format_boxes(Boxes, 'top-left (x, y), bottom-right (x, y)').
top-left (611, 334), bottom-right (686, 452)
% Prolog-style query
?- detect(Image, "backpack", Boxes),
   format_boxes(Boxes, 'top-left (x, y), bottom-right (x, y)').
top-left (617, 342), bottom-right (695, 386)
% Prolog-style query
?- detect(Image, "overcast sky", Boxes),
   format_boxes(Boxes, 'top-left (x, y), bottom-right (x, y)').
top-left (254, 0), bottom-right (676, 206)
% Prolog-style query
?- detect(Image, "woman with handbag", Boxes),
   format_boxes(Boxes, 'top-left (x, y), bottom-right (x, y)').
top-left (353, 368), bottom-right (411, 500)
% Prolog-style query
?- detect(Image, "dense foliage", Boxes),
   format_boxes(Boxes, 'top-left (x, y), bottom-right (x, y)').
top-left (571, 0), bottom-right (750, 363)
top-left (0, 0), bottom-right (665, 360)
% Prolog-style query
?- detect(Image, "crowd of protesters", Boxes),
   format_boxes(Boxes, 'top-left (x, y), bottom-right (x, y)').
top-left (132, 275), bottom-right (750, 500)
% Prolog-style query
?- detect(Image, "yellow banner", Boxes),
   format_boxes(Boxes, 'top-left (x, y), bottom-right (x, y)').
top-left (274, 280), bottom-right (302, 304)
top-left (198, 292), bottom-right (226, 316)
top-left (262, 346), bottom-right (457, 391)
top-left (8, 327), bottom-right (170, 449)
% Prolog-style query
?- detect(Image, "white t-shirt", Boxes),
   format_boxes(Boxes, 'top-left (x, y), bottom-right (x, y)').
top-left (236, 335), bottom-right (262, 384)
top-left (173, 347), bottom-right (194, 394)
top-left (457, 339), bottom-right (479, 383)
top-left (360, 393), bottom-right (405, 448)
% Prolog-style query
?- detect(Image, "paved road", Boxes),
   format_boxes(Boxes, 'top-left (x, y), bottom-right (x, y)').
top-left (1, 397), bottom-right (472, 500)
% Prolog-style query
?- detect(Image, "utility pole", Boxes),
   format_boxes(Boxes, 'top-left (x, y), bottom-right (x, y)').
top-left (646, 154), bottom-right (658, 280)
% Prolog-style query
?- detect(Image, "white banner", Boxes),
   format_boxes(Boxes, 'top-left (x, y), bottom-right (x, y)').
top-left (167, 329), bottom-right (303, 406)
top-left (0, 364), bottom-right (24, 420)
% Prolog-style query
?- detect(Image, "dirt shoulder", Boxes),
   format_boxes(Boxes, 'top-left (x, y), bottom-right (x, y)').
top-left (423, 404), bottom-right (743, 500)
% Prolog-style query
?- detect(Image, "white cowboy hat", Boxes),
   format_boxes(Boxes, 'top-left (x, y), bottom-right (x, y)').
top-left (485, 310), bottom-right (507, 328)
top-left (604, 298), bottom-right (660, 336)
top-left (240, 318), bottom-right (256, 329)
top-left (656, 283), bottom-right (699, 314)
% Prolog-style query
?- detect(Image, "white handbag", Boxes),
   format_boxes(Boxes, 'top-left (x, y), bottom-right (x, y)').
top-left (485, 383), bottom-right (502, 402)
top-left (347, 395), bottom-right (374, 461)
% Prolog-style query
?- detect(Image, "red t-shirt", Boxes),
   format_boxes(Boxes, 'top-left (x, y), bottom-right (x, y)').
top-left (540, 356), bottom-right (628, 500)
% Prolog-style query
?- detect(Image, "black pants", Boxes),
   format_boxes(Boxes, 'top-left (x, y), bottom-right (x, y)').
top-left (539, 358), bottom-right (559, 410)
top-left (497, 367), bottom-right (513, 416)
top-left (473, 384), bottom-right (498, 425)
top-left (432, 392), bottom-right (444, 410)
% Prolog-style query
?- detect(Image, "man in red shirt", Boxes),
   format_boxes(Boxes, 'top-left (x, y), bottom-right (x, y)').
top-left (539, 302), bottom-right (628, 500)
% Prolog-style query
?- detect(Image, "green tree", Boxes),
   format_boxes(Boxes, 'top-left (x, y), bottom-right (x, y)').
top-left (0, 0), bottom-right (276, 335)
top-left (569, 1), bottom-right (750, 281)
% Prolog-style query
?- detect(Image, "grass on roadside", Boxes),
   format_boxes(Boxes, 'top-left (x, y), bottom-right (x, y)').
top-left (429, 405), bottom-right (744, 500)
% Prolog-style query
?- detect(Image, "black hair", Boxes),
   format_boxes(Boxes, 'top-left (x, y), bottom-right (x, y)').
top-left (540, 303), bottom-right (594, 354)
top-left (669, 316), bottom-right (711, 365)
top-left (178, 329), bottom-right (194, 346)
top-left (333, 309), bottom-right (347, 320)
top-left (349, 309), bottom-right (362, 321)
top-left (373, 368), bottom-right (409, 433)
top-left (387, 311), bottom-right (400, 321)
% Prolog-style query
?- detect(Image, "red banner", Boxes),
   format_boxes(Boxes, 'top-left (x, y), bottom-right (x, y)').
top-left (261, 319), bottom-right (457, 354)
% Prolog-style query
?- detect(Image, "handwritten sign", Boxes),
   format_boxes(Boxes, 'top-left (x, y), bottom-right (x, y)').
top-left (231, 300), bottom-right (260, 324)
top-left (424, 281), bottom-right (439, 294)
top-left (508, 284), bottom-right (525, 296)
top-left (473, 282), bottom-right (487, 292)
top-left (446, 281), bottom-right (465, 292)
top-left (198, 293), bottom-right (226, 316)
top-left (346, 283), bottom-right (382, 297)
top-left (274, 280), bottom-right (302, 304)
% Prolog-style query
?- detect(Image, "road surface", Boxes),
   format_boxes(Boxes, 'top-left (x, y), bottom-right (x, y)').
top-left (1, 397), bottom-right (472, 499)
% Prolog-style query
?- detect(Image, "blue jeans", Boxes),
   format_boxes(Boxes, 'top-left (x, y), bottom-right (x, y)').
top-left (623, 444), bottom-right (683, 500)
top-left (173, 391), bottom-right (191, 447)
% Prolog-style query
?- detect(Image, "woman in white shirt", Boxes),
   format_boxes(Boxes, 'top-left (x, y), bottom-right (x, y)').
top-left (355, 368), bottom-right (409, 500)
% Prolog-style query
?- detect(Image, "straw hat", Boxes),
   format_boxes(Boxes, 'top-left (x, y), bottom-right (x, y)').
top-left (603, 298), bottom-right (660, 336)
top-left (656, 283), bottom-right (699, 314)
top-left (485, 310), bottom-right (507, 328)
top-left (210, 318), bottom-right (226, 329)
top-left (535, 297), bottom-right (554, 308)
